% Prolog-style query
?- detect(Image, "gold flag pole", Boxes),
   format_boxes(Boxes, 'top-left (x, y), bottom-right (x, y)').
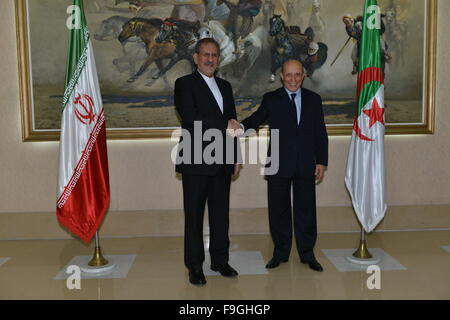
top-left (346, 221), bottom-right (380, 265)
top-left (352, 226), bottom-right (373, 259)
top-left (88, 231), bottom-right (109, 267)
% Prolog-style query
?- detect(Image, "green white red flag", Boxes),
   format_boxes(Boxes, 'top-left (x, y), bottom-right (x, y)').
top-left (345, 0), bottom-right (387, 232)
top-left (56, 0), bottom-right (110, 243)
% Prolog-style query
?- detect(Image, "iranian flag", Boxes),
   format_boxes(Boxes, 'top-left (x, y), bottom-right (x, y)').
top-left (345, 0), bottom-right (387, 232)
top-left (56, 0), bottom-right (110, 243)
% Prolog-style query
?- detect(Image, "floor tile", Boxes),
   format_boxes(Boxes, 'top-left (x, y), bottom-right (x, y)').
top-left (54, 254), bottom-right (136, 280)
top-left (203, 251), bottom-right (268, 276)
top-left (321, 248), bottom-right (407, 272)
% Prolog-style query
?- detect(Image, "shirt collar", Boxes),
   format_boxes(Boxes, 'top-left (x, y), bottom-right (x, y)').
top-left (285, 87), bottom-right (302, 97)
top-left (198, 71), bottom-right (215, 84)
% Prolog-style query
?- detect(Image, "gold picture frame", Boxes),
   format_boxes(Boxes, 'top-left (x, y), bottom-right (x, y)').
top-left (16, 0), bottom-right (437, 141)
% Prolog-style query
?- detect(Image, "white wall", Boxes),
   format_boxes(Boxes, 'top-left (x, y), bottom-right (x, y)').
top-left (1, 0), bottom-right (449, 215)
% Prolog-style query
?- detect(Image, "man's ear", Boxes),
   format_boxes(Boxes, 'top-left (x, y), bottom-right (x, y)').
top-left (193, 53), bottom-right (198, 65)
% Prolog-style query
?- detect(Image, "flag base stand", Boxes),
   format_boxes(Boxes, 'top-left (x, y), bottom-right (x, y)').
top-left (346, 228), bottom-right (381, 265)
top-left (80, 232), bottom-right (116, 274)
top-left (88, 246), bottom-right (109, 266)
top-left (346, 240), bottom-right (381, 265)
top-left (346, 255), bottom-right (381, 265)
top-left (80, 262), bottom-right (115, 274)
top-left (353, 239), bottom-right (373, 259)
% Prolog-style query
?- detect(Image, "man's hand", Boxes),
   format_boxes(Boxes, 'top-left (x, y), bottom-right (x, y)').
top-left (315, 165), bottom-right (326, 184)
top-left (227, 119), bottom-right (244, 137)
top-left (233, 163), bottom-right (242, 177)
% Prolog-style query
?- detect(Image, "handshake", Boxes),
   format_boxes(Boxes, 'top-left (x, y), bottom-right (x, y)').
top-left (226, 119), bottom-right (244, 137)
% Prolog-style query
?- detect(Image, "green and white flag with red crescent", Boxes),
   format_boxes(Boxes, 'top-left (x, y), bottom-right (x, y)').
top-left (56, 0), bottom-right (110, 243)
top-left (345, 0), bottom-right (387, 233)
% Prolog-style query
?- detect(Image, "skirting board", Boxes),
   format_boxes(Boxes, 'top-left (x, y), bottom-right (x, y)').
top-left (0, 205), bottom-right (449, 240)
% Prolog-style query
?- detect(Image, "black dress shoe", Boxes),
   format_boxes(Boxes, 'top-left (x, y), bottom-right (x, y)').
top-left (210, 263), bottom-right (238, 277)
top-left (301, 259), bottom-right (324, 272)
top-left (265, 257), bottom-right (288, 269)
top-left (188, 266), bottom-right (207, 285)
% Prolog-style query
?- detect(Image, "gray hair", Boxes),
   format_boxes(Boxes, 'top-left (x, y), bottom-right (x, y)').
top-left (281, 59), bottom-right (306, 74)
top-left (195, 38), bottom-right (220, 54)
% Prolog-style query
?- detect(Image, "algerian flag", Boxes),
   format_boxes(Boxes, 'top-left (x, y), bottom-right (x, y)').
top-left (56, 0), bottom-right (110, 243)
top-left (345, 0), bottom-right (387, 233)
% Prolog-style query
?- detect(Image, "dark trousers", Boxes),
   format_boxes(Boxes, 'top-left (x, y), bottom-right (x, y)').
top-left (182, 172), bottom-right (231, 269)
top-left (267, 176), bottom-right (317, 262)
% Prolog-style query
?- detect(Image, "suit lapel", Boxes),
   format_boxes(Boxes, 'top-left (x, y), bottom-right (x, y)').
top-left (194, 71), bottom-right (224, 117)
top-left (298, 89), bottom-right (305, 128)
top-left (298, 89), bottom-right (310, 128)
top-left (216, 78), bottom-right (229, 116)
top-left (278, 88), bottom-right (298, 127)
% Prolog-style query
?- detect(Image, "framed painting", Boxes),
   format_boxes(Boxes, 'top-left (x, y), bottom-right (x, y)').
top-left (16, 0), bottom-right (437, 141)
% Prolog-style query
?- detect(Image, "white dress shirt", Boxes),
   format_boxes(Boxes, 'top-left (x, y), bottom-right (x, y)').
top-left (199, 71), bottom-right (224, 113)
top-left (285, 88), bottom-right (302, 124)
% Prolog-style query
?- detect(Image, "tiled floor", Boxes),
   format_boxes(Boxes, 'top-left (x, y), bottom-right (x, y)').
top-left (441, 246), bottom-right (450, 253)
top-left (0, 258), bottom-right (10, 267)
top-left (54, 255), bottom-right (136, 280)
top-left (0, 231), bottom-right (449, 299)
top-left (321, 248), bottom-right (406, 272)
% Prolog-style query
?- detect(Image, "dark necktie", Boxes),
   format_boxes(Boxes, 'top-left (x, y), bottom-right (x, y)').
top-left (291, 93), bottom-right (298, 124)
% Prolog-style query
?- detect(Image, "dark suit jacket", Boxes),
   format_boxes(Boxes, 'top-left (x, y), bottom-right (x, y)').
top-left (241, 87), bottom-right (328, 178)
top-left (174, 71), bottom-right (239, 176)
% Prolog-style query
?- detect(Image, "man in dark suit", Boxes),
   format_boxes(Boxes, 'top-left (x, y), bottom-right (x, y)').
top-left (230, 59), bottom-right (328, 272)
top-left (174, 38), bottom-right (241, 286)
